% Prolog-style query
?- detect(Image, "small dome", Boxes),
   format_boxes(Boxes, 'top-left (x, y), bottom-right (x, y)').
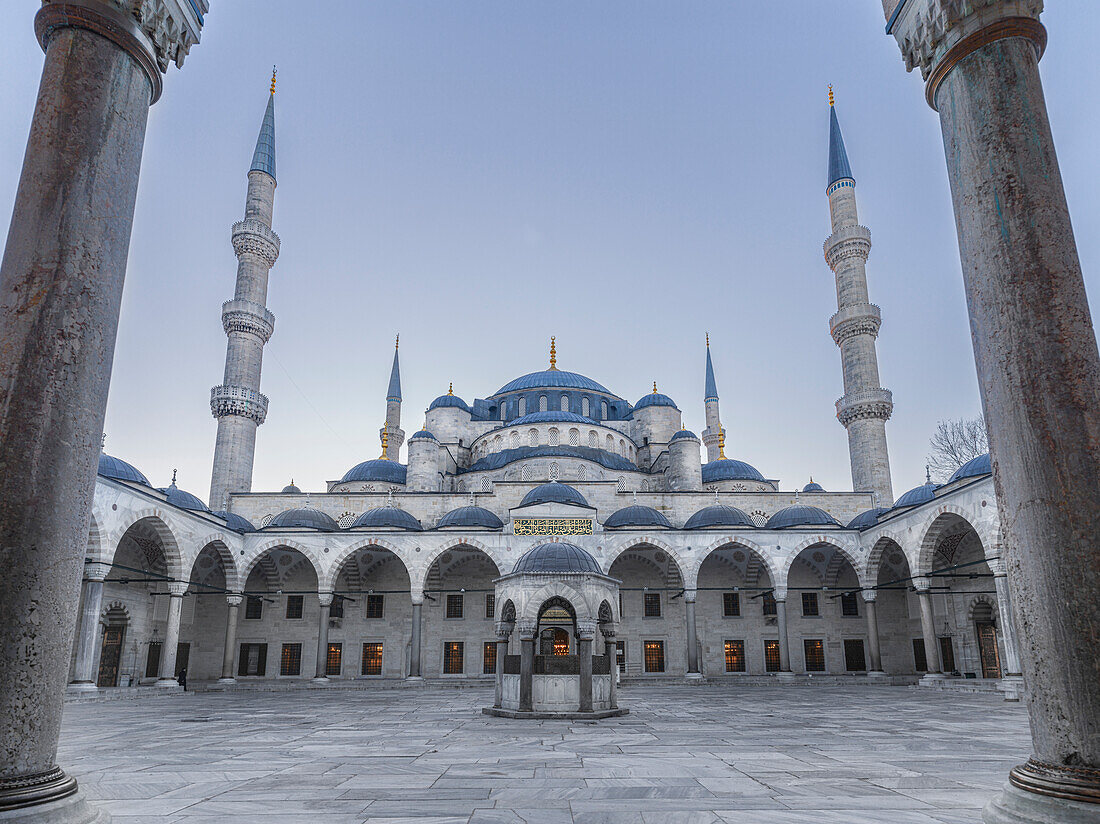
top-left (670, 429), bottom-right (698, 442)
top-left (948, 453), bottom-right (992, 484)
top-left (633, 392), bottom-right (679, 411)
top-left (213, 511), bottom-right (256, 533)
top-left (509, 411), bottom-right (594, 426)
top-left (437, 506), bottom-right (504, 530)
top-left (702, 459), bottom-right (766, 484)
top-left (847, 507), bottom-right (890, 530)
top-left (684, 504), bottom-right (754, 530)
top-left (603, 505), bottom-right (672, 529)
top-left (765, 504), bottom-right (841, 529)
top-left (518, 482), bottom-right (590, 509)
top-left (428, 394), bottom-right (470, 412)
top-left (350, 506), bottom-right (422, 531)
top-left (340, 459), bottom-right (408, 485)
top-left (495, 370), bottom-right (611, 396)
top-left (409, 429), bottom-right (437, 441)
top-left (97, 454), bottom-right (151, 487)
top-left (281, 481), bottom-right (301, 494)
top-left (802, 480), bottom-right (825, 492)
top-left (512, 542), bottom-right (602, 574)
top-left (266, 507), bottom-right (339, 531)
top-left (158, 481), bottom-right (210, 513)
top-left (893, 481), bottom-right (940, 509)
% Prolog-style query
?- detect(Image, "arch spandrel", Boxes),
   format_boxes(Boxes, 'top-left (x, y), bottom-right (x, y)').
top-left (863, 532), bottom-right (910, 586)
top-left (106, 510), bottom-right (186, 579)
top-left (915, 504), bottom-right (993, 577)
top-left (415, 538), bottom-right (504, 595)
top-left (603, 535), bottom-right (688, 585)
top-left (692, 536), bottom-right (778, 591)
top-left (778, 535), bottom-right (863, 590)
top-left (322, 536), bottom-right (412, 592)
top-left (190, 536), bottom-right (242, 593)
top-left (242, 538), bottom-right (323, 587)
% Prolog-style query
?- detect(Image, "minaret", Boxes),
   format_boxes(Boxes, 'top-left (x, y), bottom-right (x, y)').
top-left (823, 88), bottom-right (893, 504)
top-left (380, 334), bottom-right (405, 458)
top-left (701, 334), bottom-right (724, 463)
top-left (209, 71), bottom-right (281, 508)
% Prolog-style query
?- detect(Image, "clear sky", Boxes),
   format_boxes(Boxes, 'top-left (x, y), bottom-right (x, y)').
top-left (1, 2), bottom-right (1097, 501)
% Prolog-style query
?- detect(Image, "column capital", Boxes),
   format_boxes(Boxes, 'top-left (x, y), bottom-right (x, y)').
top-left (682, 588), bottom-right (697, 604)
top-left (861, 589), bottom-right (878, 603)
top-left (517, 618), bottom-right (537, 639)
top-left (576, 620), bottom-right (597, 641)
top-left (167, 581), bottom-right (188, 597)
top-left (225, 593), bottom-right (244, 607)
top-left (84, 561), bottom-right (111, 581)
top-left (495, 621), bottom-right (514, 640)
top-left (600, 622), bottom-right (617, 639)
top-left (772, 587), bottom-right (788, 603)
top-left (913, 576), bottom-right (932, 593)
top-left (411, 591), bottom-right (425, 606)
top-left (317, 590), bottom-right (333, 607)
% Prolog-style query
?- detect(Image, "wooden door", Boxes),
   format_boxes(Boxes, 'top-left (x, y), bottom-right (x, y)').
top-left (976, 622), bottom-right (1001, 678)
top-left (97, 626), bottom-right (124, 687)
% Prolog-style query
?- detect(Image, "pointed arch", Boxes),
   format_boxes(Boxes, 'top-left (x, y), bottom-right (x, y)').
top-left (242, 538), bottom-right (322, 586)
top-left (519, 580), bottom-right (591, 622)
top-left (863, 530), bottom-right (909, 585)
top-left (604, 535), bottom-right (688, 586)
top-left (190, 536), bottom-right (241, 593)
top-left (916, 505), bottom-right (992, 577)
top-left (781, 536), bottom-right (862, 590)
top-left (107, 511), bottom-right (185, 579)
top-left (416, 538), bottom-right (503, 595)
top-left (692, 536), bottom-right (778, 590)
top-left (323, 536), bottom-right (409, 592)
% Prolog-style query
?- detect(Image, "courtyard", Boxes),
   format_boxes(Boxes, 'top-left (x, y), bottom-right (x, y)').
top-left (58, 683), bottom-right (1031, 823)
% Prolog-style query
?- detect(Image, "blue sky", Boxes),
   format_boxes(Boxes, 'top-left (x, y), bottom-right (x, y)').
top-left (1, 2), bottom-right (1096, 500)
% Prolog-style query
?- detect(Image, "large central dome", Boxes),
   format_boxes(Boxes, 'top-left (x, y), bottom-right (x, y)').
top-left (494, 369), bottom-right (613, 397)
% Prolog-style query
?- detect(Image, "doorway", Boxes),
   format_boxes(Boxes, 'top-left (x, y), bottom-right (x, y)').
top-left (97, 625), bottom-right (124, 687)
top-left (976, 622), bottom-right (1001, 678)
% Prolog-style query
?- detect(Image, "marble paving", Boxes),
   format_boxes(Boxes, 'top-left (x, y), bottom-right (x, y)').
top-left (57, 683), bottom-right (1031, 823)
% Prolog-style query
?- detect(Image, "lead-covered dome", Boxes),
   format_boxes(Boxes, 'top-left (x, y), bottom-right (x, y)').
top-left (508, 411), bottom-right (595, 426)
top-left (893, 480), bottom-right (940, 509)
top-left (518, 482), bottom-right (590, 509)
top-left (670, 429), bottom-right (698, 442)
top-left (340, 460), bottom-right (407, 485)
top-left (266, 507), bottom-right (339, 531)
top-left (765, 505), bottom-right (841, 529)
top-left (512, 542), bottom-right (601, 574)
top-left (350, 506), bottom-right (422, 531)
top-left (428, 393), bottom-right (470, 412)
top-left (847, 507), bottom-right (890, 530)
top-left (158, 480), bottom-right (210, 513)
top-left (281, 481), bottom-right (301, 494)
top-left (437, 506), bottom-right (504, 530)
top-left (98, 453), bottom-right (151, 487)
top-left (495, 370), bottom-right (611, 396)
top-left (684, 504), bottom-right (754, 529)
top-left (633, 391), bottom-right (678, 411)
top-left (603, 505), bottom-right (672, 529)
top-left (948, 453), bottom-right (992, 484)
top-left (214, 511), bottom-right (256, 533)
top-left (702, 458), bottom-right (766, 484)
top-left (802, 480), bottom-right (825, 492)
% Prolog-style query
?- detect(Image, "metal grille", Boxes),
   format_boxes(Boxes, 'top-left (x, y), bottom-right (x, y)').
top-left (280, 643), bottom-right (302, 676)
top-left (724, 640), bottom-right (745, 672)
top-left (764, 640), bottom-right (781, 672)
top-left (245, 597), bottom-right (262, 619)
top-left (485, 594), bottom-right (495, 619)
top-left (446, 594), bottom-right (464, 619)
top-left (483, 641), bottom-right (497, 675)
top-left (285, 595), bottom-right (303, 619)
top-left (366, 594), bottom-right (384, 619)
top-left (325, 643), bottom-right (342, 676)
top-left (643, 641), bottom-right (665, 673)
top-left (762, 592), bottom-right (777, 616)
top-left (841, 592), bottom-right (860, 616)
top-left (643, 593), bottom-right (661, 618)
top-left (361, 642), bottom-right (383, 676)
top-left (443, 641), bottom-right (464, 674)
top-left (843, 639), bottom-right (866, 671)
top-left (801, 592), bottom-right (819, 617)
top-left (803, 639), bottom-right (825, 672)
top-left (723, 592), bottom-right (740, 617)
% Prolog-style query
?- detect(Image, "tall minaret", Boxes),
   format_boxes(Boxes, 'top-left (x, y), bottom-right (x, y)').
top-left (380, 334), bottom-right (405, 458)
top-left (701, 334), bottom-right (724, 463)
top-left (209, 71), bottom-right (281, 508)
top-left (823, 88), bottom-right (893, 504)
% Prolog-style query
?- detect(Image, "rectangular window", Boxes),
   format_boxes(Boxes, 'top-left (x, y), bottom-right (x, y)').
top-left (285, 595), bottom-right (304, 619)
top-left (446, 594), bottom-right (464, 619)
top-left (723, 592), bottom-right (741, 617)
top-left (939, 636), bottom-right (956, 672)
top-left (365, 594), bottom-right (384, 619)
top-left (329, 596), bottom-right (344, 619)
top-left (643, 593), bottom-right (661, 618)
top-left (443, 641), bottom-right (464, 674)
top-left (913, 638), bottom-right (928, 672)
top-left (762, 591), bottom-right (777, 616)
top-left (844, 639), bottom-right (867, 672)
top-left (245, 596), bottom-right (262, 619)
top-left (483, 641), bottom-right (497, 675)
top-left (643, 640), bottom-right (665, 673)
top-left (764, 640), bottom-right (781, 672)
top-left (724, 640), bottom-right (746, 672)
top-left (615, 640), bottom-right (625, 673)
top-left (326, 643), bottom-right (342, 676)
top-left (803, 639), bottom-right (826, 672)
top-left (238, 642), bottom-right (267, 677)
top-left (485, 594), bottom-right (495, 619)
top-left (618, 592), bottom-right (624, 617)
top-left (280, 643), bottom-right (302, 676)
top-left (801, 592), bottom-right (819, 617)
top-left (840, 592), bottom-right (860, 617)
top-left (361, 642), bottom-right (383, 676)
top-left (145, 641), bottom-right (162, 679)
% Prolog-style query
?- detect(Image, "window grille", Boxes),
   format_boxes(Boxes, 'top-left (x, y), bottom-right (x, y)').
top-left (519, 397), bottom-right (526, 416)
top-left (260, 514), bottom-right (274, 527)
top-left (245, 596), bottom-right (262, 620)
top-left (366, 594), bottom-right (384, 619)
top-left (485, 593), bottom-right (495, 618)
top-left (443, 641), bottom-right (464, 674)
top-left (578, 465), bottom-right (587, 481)
top-left (582, 397), bottom-right (590, 417)
top-left (803, 639), bottom-right (826, 672)
top-left (601, 401), bottom-right (608, 419)
top-left (285, 595), bottom-right (303, 619)
top-left (521, 464), bottom-right (532, 482)
top-left (606, 434), bottom-right (614, 451)
top-left (539, 395), bottom-right (548, 412)
top-left (641, 480), bottom-right (649, 491)
top-left (361, 642), bottom-right (383, 675)
top-left (801, 592), bottom-right (819, 617)
top-left (569, 428), bottom-right (579, 446)
top-left (337, 512), bottom-right (356, 528)
top-left (615, 640), bottom-right (625, 672)
top-left (588, 431), bottom-right (597, 447)
top-left (446, 594), bottom-right (464, 619)
top-left (764, 640), bottom-right (781, 672)
top-left (762, 592), bottom-right (777, 616)
top-left (560, 395), bottom-right (569, 412)
top-left (325, 643), bottom-right (342, 676)
top-left (280, 643), bottom-right (302, 676)
top-left (844, 639), bottom-right (866, 672)
top-left (619, 440), bottom-right (626, 456)
top-left (529, 429), bottom-right (538, 447)
top-left (483, 641), bottom-right (497, 674)
top-left (841, 592), bottom-right (859, 616)
top-left (482, 478), bottom-right (492, 492)
top-left (549, 462), bottom-right (559, 481)
top-left (643, 592), bottom-right (661, 617)
top-left (724, 640), bottom-right (746, 672)
top-left (723, 592), bottom-right (740, 617)
top-left (643, 641), bottom-right (665, 673)
top-left (549, 428), bottom-right (559, 446)
top-left (511, 431), bottom-right (519, 449)
top-left (616, 476), bottom-right (626, 492)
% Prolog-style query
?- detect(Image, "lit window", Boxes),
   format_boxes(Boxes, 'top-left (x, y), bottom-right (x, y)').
top-left (446, 594), bottom-right (464, 619)
top-left (366, 594), bottom-right (384, 619)
top-left (802, 592), bottom-right (819, 617)
top-left (723, 592), bottom-right (740, 617)
top-left (285, 595), bottom-right (303, 619)
top-left (485, 593), bottom-right (495, 619)
top-left (643, 641), bottom-right (665, 673)
top-left (643, 593), bottom-right (661, 618)
top-left (841, 592), bottom-right (859, 616)
top-left (280, 643), bottom-right (302, 676)
top-left (764, 640), bottom-right (781, 672)
top-left (443, 641), bottom-right (464, 674)
top-left (804, 639), bottom-right (826, 672)
top-left (724, 640), bottom-right (745, 672)
top-left (325, 643), bottom-right (342, 676)
top-left (483, 641), bottom-right (497, 674)
top-left (361, 642), bottom-right (383, 676)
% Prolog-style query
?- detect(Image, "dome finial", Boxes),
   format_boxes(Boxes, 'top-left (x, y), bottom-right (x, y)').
top-left (270, 66), bottom-right (277, 94)
top-left (171, 468), bottom-right (177, 486)
top-left (828, 84), bottom-right (834, 107)
top-left (706, 332), bottom-right (710, 348)
top-left (395, 333), bottom-right (399, 350)
top-left (448, 381), bottom-right (454, 396)
top-left (381, 427), bottom-right (389, 460)
top-left (549, 336), bottom-right (557, 370)
top-left (718, 430), bottom-right (726, 460)
top-left (926, 464), bottom-right (932, 484)
top-left (653, 380), bottom-right (658, 394)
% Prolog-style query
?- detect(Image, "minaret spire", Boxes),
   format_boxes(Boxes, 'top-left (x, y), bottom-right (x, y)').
top-left (823, 93), bottom-right (894, 503)
top-left (209, 77), bottom-right (282, 508)
top-left (701, 334), bottom-right (724, 463)
top-left (381, 333), bottom-right (405, 459)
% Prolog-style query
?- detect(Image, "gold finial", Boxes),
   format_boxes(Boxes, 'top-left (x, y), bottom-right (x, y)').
top-left (395, 333), bottom-right (399, 350)
top-left (381, 427), bottom-right (389, 460)
top-left (706, 332), bottom-right (710, 348)
top-left (549, 336), bottom-right (557, 370)
top-left (828, 84), bottom-right (834, 107)
top-left (448, 382), bottom-right (454, 396)
top-left (270, 66), bottom-right (277, 94)
top-left (718, 430), bottom-right (726, 460)
top-left (653, 381), bottom-right (658, 394)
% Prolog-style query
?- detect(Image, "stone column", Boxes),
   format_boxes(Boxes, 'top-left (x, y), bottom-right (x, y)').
top-left (157, 583), bottom-right (186, 687)
top-left (914, 577), bottom-right (943, 679)
top-left (0, 2), bottom-right (202, 818)
top-left (313, 591), bottom-right (333, 683)
top-left (886, 3), bottom-right (1100, 816)
top-left (218, 594), bottom-right (242, 683)
top-left (863, 590), bottom-right (885, 676)
top-left (603, 628), bottom-right (618, 710)
top-left (684, 590), bottom-right (701, 679)
top-left (774, 590), bottom-right (793, 677)
top-left (577, 622), bottom-right (595, 713)
top-left (518, 619), bottom-right (536, 713)
top-left (493, 622), bottom-right (513, 709)
top-left (408, 597), bottom-right (423, 679)
top-left (69, 562), bottom-right (111, 693)
top-left (990, 559), bottom-right (1024, 702)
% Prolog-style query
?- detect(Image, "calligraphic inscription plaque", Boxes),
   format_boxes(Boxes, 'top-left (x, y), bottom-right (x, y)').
top-left (514, 518), bottom-right (593, 536)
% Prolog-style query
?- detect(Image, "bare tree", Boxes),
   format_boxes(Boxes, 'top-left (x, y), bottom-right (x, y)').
top-left (926, 416), bottom-right (988, 482)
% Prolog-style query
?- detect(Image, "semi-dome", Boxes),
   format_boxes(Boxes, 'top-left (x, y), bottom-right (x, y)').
top-left (266, 507), bottom-right (339, 531)
top-left (508, 411), bottom-right (595, 427)
top-left (98, 453), bottom-right (151, 487)
top-left (158, 480), bottom-right (210, 513)
top-left (802, 480), bottom-right (825, 492)
top-left (213, 511), bottom-right (256, 533)
top-left (948, 453), bottom-right (992, 484)
top-left (437, 506), bottom-right (504, 530)
top-left (684, 504), bottom-right (754, 529)
top-left (847, 507), bottom-right (890, 530)
top-left (893, 480), bottom-right (940, 509)
top-left (281, 481), bottom-right (301, 494)
top-left (765, 504), bottom-right (842, 529)
top-left (670, 429), bottom-right (698, 442)
top-left (340, 459), bottom-right (408, 485)
top-left (633, 391), bottom-right (678, 411)
top-left (428, 393), bottom-right (470, 412)
top-left (702, 458), bottom-right (766, 484)
top-left (350, 506), bottom-right (422, 531)
top-left (603, 505), bottom-right (672, 529)
top-left (495, 370), bottom-right (612, 396)
top-left (512, 542), bottom-right (602, 574)
top-left (518, 482), bottom-right (590, 509)
top-left (409, 429), bottom-right (437, 441)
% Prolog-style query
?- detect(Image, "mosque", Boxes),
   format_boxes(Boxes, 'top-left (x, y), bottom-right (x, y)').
top-left (71, 80), bottom-right (1018, 705)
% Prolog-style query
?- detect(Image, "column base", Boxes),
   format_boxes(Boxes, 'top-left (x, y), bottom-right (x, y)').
top-left (65, 682), bottom-right (99, 695)
top-left (310, 676), bottom-right (330, 685)
top-left (983, 781), bottom-right (1099, 824)
top-left (0, 769), bottom-right (108, 823)
top-left (999, 675), bottom-right (1025, 702)
top-left (154, 679), bottom-right (181, 690)
top-left (919, 673), bottom-right (948, 685)
top-left (867, 670), bottom-right (889, 680)
top-left (405, 675), bottom-right (423, 682)
top-left (775, 671), bottom-right (800, 682)
top-left (685, 672), bottom-right (703, 681)
top-left (215, 677), bottom-right (236, 685)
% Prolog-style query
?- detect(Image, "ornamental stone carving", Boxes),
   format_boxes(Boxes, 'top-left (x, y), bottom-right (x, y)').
top-left (836, 387), bottom-right (894, 426)
top-left (824, 224), bottom-right (872, 269)
top-left (222, 299), bottom-right (276, 342)
top-left (830, 303), bottom-right (883, 345)
top-left (210, 383), bottom-right (269, 425)
top-left (231, 219), bottom-right (280, 267)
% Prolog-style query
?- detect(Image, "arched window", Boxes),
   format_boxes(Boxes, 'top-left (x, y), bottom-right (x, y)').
top-left (606, 434), bottom-right (614, 451)
top-left (519, 397), bottom-right (527, 416)
top-left (482, 477), bottom-right (492, 492)
top-left (560, 395), bottom-right (569, 412)
top-left (582, 397), bottom-right (590, 418)
top-left (588, 431), bottom-right (597, 447)
top-left (578, 464), bottom-right (587, 481)
top-left (601, 401), bottom-right (608, 420)
top-left (641, 480), bottom-right (649, 491)
top-left (510, 431), bottom-right (519, 449)
top-left (549, 462), bottom-right (559, 481)
top-left (568, 428), bottom-right (579, 446)
top-left (617, 476), bottom-right (626, 492)
top-left (501, 404), bottom-right (506, 421)
top-left (521, 465), bottom-right (532, 482)
top-left (528, 429), bottom-right (538, 447)
top-left (549, 428), bottom-right (559, 446)
top-left (619, 439), bottom-right (626, 457)
top-left (539, 395), bottom-right (548, 412)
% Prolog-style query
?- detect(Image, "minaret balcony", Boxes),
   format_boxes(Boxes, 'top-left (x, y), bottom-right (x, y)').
top-left (211, 384), bottom-right (269, 425)
top-left (221, 299), bottom-right (276, 342)
top-left (829, 303), bottom-right (882, 345)
top-left (231, 219), bottom-right (280, 266)
top-left (823, 224), bottom-right (871, 267)
top-left (836, 387), bottom-right (893, 426)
